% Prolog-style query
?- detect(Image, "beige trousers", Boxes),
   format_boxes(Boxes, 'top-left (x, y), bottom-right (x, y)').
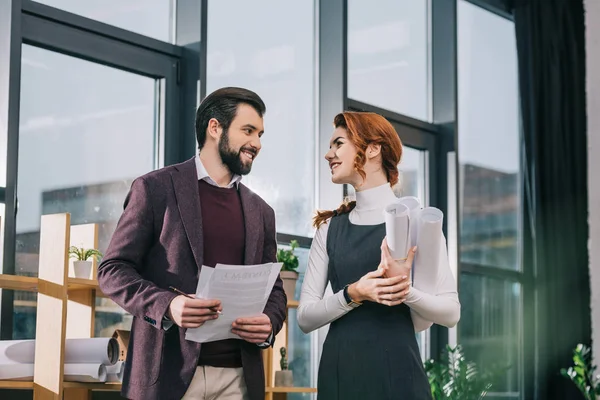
top-left (181, 366), bottom-right (249, 400)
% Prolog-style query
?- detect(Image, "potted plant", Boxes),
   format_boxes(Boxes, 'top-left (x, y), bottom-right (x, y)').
top-left (561, 343), bottom-right (600, 399)
top-left (69, 246), bottom-right (103, 279)
top-left (274, 347), bottom-right (294, 387)
top-left (277, 240), bottom-right (299, 300)
top-left (425, 344), bottom-right (509, 400)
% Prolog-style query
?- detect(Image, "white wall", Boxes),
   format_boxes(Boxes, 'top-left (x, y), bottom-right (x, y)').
top-left (585, 0), bottom-right (600, 362)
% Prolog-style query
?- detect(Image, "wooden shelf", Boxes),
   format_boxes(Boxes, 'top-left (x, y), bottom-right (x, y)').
top-left (0, 274), bottom-right (38, 292)
top-left (266, 387), bottom-right (317, 393)
top-left (63, 382), bottom-right (121, 391)
top-left (0, 274), bottom-right (106, 296)
top-left (286, 300), bottom-right (299, 308)
top-left (0, 380), bottom-right (34, 390)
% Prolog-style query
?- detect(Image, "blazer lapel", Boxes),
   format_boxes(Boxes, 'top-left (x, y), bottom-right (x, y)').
top-left (171, 157), bottom-right (204, 269)
top-left (239, 184), bottom-right (261, 265)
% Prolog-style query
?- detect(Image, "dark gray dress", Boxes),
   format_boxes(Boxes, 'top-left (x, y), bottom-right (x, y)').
top-left (317, 213), bottom-right (432, 400)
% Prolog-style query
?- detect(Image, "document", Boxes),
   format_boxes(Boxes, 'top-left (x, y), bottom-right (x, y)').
top-left (185, 262), bottom-right (283, 344)
top-left (385, 197), bottom-right (444, 293)
top-left (383, 202), bottom-right (411, 259)
top-left (413, 207), bottom-right (443, 294)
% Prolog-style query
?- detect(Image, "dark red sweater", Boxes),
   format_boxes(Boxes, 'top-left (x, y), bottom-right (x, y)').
top-left (196, 180), bottom-right (245, 368)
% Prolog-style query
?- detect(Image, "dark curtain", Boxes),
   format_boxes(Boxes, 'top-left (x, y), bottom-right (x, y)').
top-left (509, 0), bottom-right (590, 399)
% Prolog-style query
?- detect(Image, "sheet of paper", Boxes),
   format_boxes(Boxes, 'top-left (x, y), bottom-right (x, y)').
top-left (413, 207), bottom-right (444, 294)
top-left (106, 361), bottom-right (124, 383)
top-left (185, 262), bottom-right (283, 344)
top-left (383, 202), bottom-right (411, 259)
top-left (397, 196), bottom-right (422, 247)
top-left (0, 363), bottom-right (109, 382)
top-left (0, 338), bottom-right (118, 366)
top-left (64, 363), bottom-right (107, 383)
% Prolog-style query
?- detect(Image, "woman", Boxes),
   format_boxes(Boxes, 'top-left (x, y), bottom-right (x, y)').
top-left (297, 111), bottom-right (460, 400)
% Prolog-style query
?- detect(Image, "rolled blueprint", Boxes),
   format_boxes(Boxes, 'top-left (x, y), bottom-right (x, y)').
top-left (106, 361), bottom-right (124, 383)
top-left (0, 337), bottom-right (118, 366)
top-left (64, 363), bottom-right (107, 383)
top-left (396, 196), bottom-right (422, 247)
top-left (383, 202), bottom-right (411, 259)
top-left (0, 363), bottom-right (34, 380)
top-left (0, 363), bottom-right (109, 382)
top-left (413, 207), bottom-right (444, 293)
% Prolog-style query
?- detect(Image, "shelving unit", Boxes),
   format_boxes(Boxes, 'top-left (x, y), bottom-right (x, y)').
top-left (263, 297), bottom-right (317, 399)
top-left (0, 213), bottom-right (121, 399)
top-left (0, 213), bottom-right (317, 399)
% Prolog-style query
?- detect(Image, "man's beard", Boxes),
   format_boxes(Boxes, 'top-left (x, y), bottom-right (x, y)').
top-left (218, 130), bottom-right (255, 176)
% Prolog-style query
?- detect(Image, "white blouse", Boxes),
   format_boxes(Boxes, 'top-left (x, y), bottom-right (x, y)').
top-left (297, 183), bottom-right (461, 333)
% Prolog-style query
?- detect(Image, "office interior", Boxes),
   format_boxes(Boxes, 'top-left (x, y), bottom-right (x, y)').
top-left (0, 0), bottom-right (598, 399)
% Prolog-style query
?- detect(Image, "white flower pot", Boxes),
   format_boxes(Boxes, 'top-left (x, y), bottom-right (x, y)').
top-left (73, 260), bottom-right (93, 279)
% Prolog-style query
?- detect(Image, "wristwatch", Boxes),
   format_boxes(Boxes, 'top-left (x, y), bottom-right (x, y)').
top-left (343, 284), bottom-right (362, 308)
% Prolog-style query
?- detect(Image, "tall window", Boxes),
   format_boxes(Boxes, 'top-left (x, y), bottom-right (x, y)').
top-left (347, 0), bottom-right (430, 121)
top-left (14, 45), bottom-right (162, 338)
top-left (458, 1), bottom-right (522, 398)
top-left (206, 0), bottom-right (316, 238)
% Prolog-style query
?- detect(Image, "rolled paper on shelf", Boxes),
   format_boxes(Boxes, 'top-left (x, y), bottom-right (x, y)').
top-left (0, 363), bottom-right (34, 380)
top-left (383, 202), bottom-right (411, 259)
top-left (105, 361), bottom-right (124, 383)
top-left (413, 207), bottom-right (444, 294)
top-left (396, 196), bottom-right (422, 247)
top-left (0, 337), bottom-right (118, 366)
top-left (64, 363), bottom-right (107, 383)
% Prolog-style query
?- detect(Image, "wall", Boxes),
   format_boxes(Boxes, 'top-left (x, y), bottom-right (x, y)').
top-left (585, 0), bottom-right (600, 362)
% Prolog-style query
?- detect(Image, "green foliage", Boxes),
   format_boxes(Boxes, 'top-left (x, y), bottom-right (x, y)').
top-left (425, 345), bottom-right (509, 400)
top-left (69, 246), bottom-right (103, 262)
top-left (280, 347), bottom-right (288, 370)
top-left (277, 240), bottom-right (299, 272)
top-left (561, 343), bottom-right (600, 400)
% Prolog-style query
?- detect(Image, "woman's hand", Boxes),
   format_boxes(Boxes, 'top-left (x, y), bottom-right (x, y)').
top-left (347, 268), bottom-right (411, 306)
top-left (380, 238), bottom-right (417, 280)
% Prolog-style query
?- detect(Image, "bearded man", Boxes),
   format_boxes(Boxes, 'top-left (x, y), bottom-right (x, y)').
top-left (98, 87), bottom-right (287, 400)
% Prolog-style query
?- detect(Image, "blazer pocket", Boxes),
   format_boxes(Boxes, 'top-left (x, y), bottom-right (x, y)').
top-left (128, 321), bottom-right (165, 386)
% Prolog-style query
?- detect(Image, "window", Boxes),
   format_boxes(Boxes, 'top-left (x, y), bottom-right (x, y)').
top-left (458, 1), bottom-right (523, 398)
top-left (34, 0), bottom-right (174, 42)
top-left (458, 1), bottom-right (520, 271)
top-left (347, 0), bottom-right (430, 121)
top-left (16, 45), bottom-right (160, 338)
top-left (206, 0), bottom-right (316, 237)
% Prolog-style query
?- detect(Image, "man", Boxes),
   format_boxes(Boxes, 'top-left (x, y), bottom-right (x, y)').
top-left (98, 87), bottom-right (287, 400)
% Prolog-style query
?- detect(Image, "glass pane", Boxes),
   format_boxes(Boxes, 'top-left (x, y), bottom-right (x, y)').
top-left (15, 45), bottom-right (158, 337)
top-left (347, 0), bottom-right (429, 120)
top-left (393, 146), bottom-right (427, 203)
top-left (13, 290), bottom-right (36, 340)
top-left (459, 274), bottom-right (521, 399)
top-left (207, 0), bottom-right (316, 237)
top-left (458, 1), bottom-right (521, 270)
top-left (34, 0), bottom-right (173, 42)
top-left (278, 244), bottom-right (315, 398)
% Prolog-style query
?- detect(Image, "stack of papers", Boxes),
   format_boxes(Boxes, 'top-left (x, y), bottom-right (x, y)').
top-left (185, 262), bottom-right (283, 344)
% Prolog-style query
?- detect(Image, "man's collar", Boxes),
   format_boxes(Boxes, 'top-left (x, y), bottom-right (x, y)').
top-left (195, 155), bottom-right (242, 188)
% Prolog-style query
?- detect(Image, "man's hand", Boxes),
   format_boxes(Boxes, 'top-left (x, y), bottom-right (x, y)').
top-left (231, 314), bottom-right (272, 344)
top-left (167, 295), bottom-right (222, 328)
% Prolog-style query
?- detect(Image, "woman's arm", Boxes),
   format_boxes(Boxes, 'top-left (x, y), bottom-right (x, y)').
top-left (406, 236), bottom-right (461, 331)
top-left (297, 222), bottom-right (354, 333)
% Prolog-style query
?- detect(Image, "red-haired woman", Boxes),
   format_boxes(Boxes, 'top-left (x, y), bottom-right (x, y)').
top-left (297, 112), bottom-right (460, 400)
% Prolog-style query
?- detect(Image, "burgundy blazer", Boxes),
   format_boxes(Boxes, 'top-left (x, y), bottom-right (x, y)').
top-left (97, 157), bottom-right (287, 400)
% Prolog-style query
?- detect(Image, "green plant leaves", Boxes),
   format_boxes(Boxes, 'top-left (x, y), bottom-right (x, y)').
top-left (277, 240), bottom-right (299, 272)
top-left (425, 344), bottom-right (510, 400)
top-left (68, 246), bottom-right (103, 262)
top-left (561, 343), bottom-right (599, 400)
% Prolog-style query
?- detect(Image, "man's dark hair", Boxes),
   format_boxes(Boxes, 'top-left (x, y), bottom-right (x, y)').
top-left (195, 87), bottom-right (266, 150)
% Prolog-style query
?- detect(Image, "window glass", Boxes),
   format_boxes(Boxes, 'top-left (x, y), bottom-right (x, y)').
top-left (207, 0), bottom-right (316, 237)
